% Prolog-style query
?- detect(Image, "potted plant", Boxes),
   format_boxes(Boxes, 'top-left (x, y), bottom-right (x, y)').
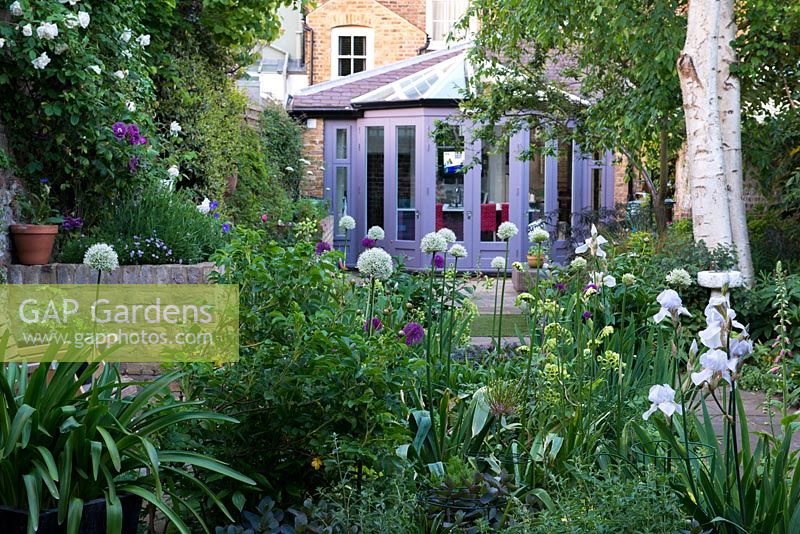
top-left (0, 344), bottom-right (255, 534)
top-left (526, 246), bottom-right (547, 268)
top-left (527, 225), bottom-right (550, 268)
top-left (10, 178), bottom-right (63, 265)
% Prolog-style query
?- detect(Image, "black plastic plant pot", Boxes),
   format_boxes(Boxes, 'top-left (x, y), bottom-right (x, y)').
top-left (0, 494), bottom-right (142, 534)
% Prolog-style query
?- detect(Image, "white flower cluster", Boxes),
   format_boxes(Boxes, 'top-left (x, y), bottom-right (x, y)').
top-left (665, 268), bottom-right (693, 288)
top-left (84, 243), bottom-right (119, 272)
top-left (497, 221), bottom-right (519, 241)
top-left (367, 225), bottom-right (385, 241)
top-left (197, 197), bottom-right (211, 214)
top-left (32, 52), bottom-right (50, 70)
top-left (357, 247), bottom-right (394, 280)
top-left (449, 244), bottom-right (467, 258)
top-left (65, 12), bottom-right (91, 30)
top-left (36, 22), bottom-right (59, 40)
top-left (170, 121), bottom-right (182, 136)
top-left (136, 34), bottom-right (150, 47)
top-left (338, 214), bottom-right (356, 231)
top-left (529, 227), bottom-right (549, 243)
top-left (9, 1), bottom-right (23, 17)
top-left (420, 232), bottom-right (447, 254)
top-left (491, 256), bottom-right (506, 270)
top-left (437, 227), bottom-right (456, 245)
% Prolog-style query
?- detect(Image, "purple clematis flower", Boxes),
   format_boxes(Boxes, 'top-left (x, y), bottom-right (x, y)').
top-left (401, 322), bottom-right (424, 346)
top-left (137, 136), bottom-right (147, 145)
top-left (126, 123), bottom-right (139, 139)
top-left (434, 253), bottom-right (444, 269)
top-left (213, 212), bottom-right (220, 219)
top-left (361, 237), bottom-right (376, 249)
top-left (221, 223), bottom-right (231, 233)
top-left (364, 316), bottom-right (383, 333)
top-left (62, 215), bottom-right (84, 231)
top-left (315, 241), bottom-right (332, 255)
top-left (112, 122), bottom-right (127, 140)
top-left (209, 200), bottom-right (219, 211)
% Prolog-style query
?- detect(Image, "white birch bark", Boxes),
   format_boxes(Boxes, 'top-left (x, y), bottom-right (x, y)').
top-left (718, 0), bottom-right (754, 282)
top-left (677, 0), bottom-right (734, 253)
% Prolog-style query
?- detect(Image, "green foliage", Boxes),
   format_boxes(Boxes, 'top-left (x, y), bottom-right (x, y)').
top-left (57, 184), bottom-right (226, 265)
top-left (259, 103), bottom-right (308, 201)
top-left (0, 348), bottom-right (254, 534)
top-left (746, 206), bottom-right (800, 273)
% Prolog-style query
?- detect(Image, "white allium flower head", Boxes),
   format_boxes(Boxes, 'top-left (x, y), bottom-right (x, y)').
top-left (197, 197), bottom-right (211, 214)
top-left (653, 289), bottom-right (691, 324)
top-left (642, 384), bottom-right (682, 420)
top-left (367, 226), bottom-right (385, 241)
top-left (32, 52), bottom-right (50, 70)
top-left (420, 232), bottom-right (447, 254)
top-left (491, 256), bottom-right (506, 270)
top-left (622, 273), bottom-right (636, 285)
top-left (497, 221), bottom-right (519, 240)
top-left (570, 257), bottom-right (587, 270)
top-left (529, 227), bottom-right (549, 243)
top-left (78, 11), bottom-right (90, 29)
top-left (36, 22), bottom-right (58, 40)
top-left (169, 121), bottom-right (182, 135)
top-left (357, 247), bottom-right (394, 280)
top-left (449, 244), bottom-right (467, 258)
top-left (437, 228), bottom-right (457, 245)
top-left (338, 215), bottom-right (355, 231)
top-left (9, 1), bottom-right (23, 17)
top-left (167, 165), bottom-right (180, 178)
top-left (136, 34), bottom-right (150, 47)
top-left (120, 29), bottom-right (132, 43)
top-left (691, 348), bottom-right (738, 387)
top-left (665, 268), bottom-right (693, 288)
top-left (88, 65), bottom-right (101, 75)
top-left (84, 243), bottom-right (119, 272)
top-left (22, 24), bottom-right (32, 37)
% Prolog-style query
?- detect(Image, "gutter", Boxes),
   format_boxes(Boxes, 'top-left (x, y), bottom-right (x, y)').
top-left (417, 34), bottom-right (431, 55)
top-left (302, 13), bottom-right (314, 85)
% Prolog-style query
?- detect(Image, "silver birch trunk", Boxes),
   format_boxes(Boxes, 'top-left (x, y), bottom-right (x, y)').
top-left (677, 0), bottom-right (734, 258)
top-left (718, 0), bottom-right (754, 282)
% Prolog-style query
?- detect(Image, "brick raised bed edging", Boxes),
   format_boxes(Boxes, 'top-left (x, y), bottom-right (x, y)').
top-left (7, 262), bottom-right (218, 284)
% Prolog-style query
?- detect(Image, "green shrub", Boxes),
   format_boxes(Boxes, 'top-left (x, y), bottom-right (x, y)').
top-left (747, 206), bottom-right (800, 274)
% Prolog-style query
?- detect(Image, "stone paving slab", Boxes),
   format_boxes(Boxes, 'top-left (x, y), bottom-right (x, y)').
top-left (469, 276), bottom-right (522, 315)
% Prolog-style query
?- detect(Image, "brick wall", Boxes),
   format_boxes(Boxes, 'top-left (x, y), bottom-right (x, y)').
top-left (306, 0), bottom-right (427, 83)
top-left (301, 119), bottom-right (325, 197)
top-left (376, 0), bottom-right (426, 32)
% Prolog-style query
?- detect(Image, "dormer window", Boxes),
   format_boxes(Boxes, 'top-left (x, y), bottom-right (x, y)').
top-left (331, 27), bottom-right (374, 78)
top-left (427, 0), bottom-right (470, 49)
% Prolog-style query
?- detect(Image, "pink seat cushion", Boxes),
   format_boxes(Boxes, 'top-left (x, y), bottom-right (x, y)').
top-left (436, 204), bottom-right (444, 230)
top-left (480, 204), bottom-right (496, 232)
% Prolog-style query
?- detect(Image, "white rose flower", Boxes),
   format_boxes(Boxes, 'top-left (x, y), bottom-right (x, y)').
top-left (0, 39), bottom-right (6, 49)
top-left (22, 24), bottom-right (32, 37)
top-left (87, 65), bottom-right (101, 75)
top-left (36, 22), bottom-right (58, 40)
top-left (357, 247), bottom-right (394, 280)
top-left (32, 52), bottom-right (50, 70)
top-left (77, 11), bottom-right (90, 29)
top-left (125, 101), bottom-right (136, 112)
top-left (135, 34), bottom-right (150, 47)
top-left (529, 227), bottom-right (549, 243)
top-left (83, 243), bottom-right (119, 272)
top-left (497, 221), bottom-right (519, 240)
top-left (449, 244), bottom-right (468, 258)
top-left (437, 228), bottom-right (457, 245)
top-left (338, 215), bottom-right (356, 231)
top-left (64, 14), bottom-right (79, 29)
top-left (491, 256), bottom-right (506, 270)
top-left (9, 1), bottom-right (23, 17)
top-left (114, 70), bottom-right (126, 79)
top-left (197, 197), bottom-right (211, 214)
top-left (420, 232), bottom-right (447, 254)
top-left (169, 121), bottom-right (182, 135)
top-left (120, 29), bottom-right (132, 42)
top-left (367, 225), bottom-right (385, 241)
top-left (642, 384), bottom-right (682, 420)
top-left (167, 165), bottom-right (180, 178)
top-left (54, 42), bottom-right (68, 55)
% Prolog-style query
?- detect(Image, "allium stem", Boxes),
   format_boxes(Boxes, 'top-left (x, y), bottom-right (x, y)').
top-left (496, 240), bottom-right (510, 354)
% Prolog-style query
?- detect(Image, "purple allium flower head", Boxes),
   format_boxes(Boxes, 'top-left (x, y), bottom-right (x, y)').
top-left (582, 311), bottom-right (592, 320)
top-left (364, 316), bottom-right (383, 333)
top-left (128, 156), bottom-right (139, 173)
top-left (112, 122), bottom-right (127, 140)
top-left (39, 177), bottom-right (49, 184)
top-left (556, 282), bottom-right (566, 292)
top-left (401, 322), bottom-right (424, 346)
top-left (221, 223), bottom-right (231, 233)
top-left (315, 241), bottom-right (332, 255)
top-left (209, 200), bottom-right (219, 211)
top-left (213, 212), bottom-right (220, 219)
top-left (361, 237), bottom-right (376, 249)
top-left (434, 253), bottom-right (445, 269)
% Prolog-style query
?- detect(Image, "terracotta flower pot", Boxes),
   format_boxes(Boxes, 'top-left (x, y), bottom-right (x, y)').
top-left (527, 254), bottom-right (545, 268)
top-left (9, 224), bottom-right (59, 265)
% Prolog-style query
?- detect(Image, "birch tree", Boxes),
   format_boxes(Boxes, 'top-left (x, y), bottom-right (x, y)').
top-left (677, 0), bottom-right (753, 280)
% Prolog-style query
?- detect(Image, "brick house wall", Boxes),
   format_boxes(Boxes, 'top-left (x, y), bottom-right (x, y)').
top-left (301, 119), bottom-right (325, 197)
top-left (305, 0), bottom-right (427, 83)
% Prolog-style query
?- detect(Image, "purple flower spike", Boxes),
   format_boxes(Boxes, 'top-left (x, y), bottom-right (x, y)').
top-left (221, 223), bottom-right (231, 233)
top-left (582, 311), bottom-right (592, 320)
top-left (401, 322), bottom-right (424, 346)
top-left (39, 177), bottom-right (49, 184)
top-left (434, 253), bottom-right (444, 269)
top-left (128, 156), bottom-right (139, 173)
top-left (315, 241), bottom-right (332, 255)
top-left (364, 316), bottom-right (383, 333)
top-left (112, 122), bottom-right (127, 140)
top-left (361, 237), bottom-right (376, 249)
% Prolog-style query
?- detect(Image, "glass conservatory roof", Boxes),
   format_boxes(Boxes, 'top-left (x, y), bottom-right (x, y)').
top-left (351, 53), bottom-right (468, 105)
